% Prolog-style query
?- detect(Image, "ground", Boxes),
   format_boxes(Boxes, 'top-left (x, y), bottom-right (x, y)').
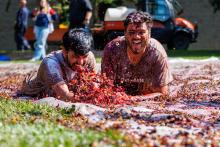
top-left (0, 58), bottom-right (220, 146)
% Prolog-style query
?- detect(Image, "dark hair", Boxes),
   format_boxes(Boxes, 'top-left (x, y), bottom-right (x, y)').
top-left (62, 29), bottom-right (92, 56)
top-left (124, 11), bottom-right (153, 29)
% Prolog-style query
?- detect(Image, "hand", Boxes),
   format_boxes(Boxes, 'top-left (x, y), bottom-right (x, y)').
top-left (32, 8), bottom-right (39, 17)
top-left (131, 93), bottom-right (162, 102)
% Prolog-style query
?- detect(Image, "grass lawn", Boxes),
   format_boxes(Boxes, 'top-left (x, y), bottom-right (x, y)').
top-left (0, 98), bottom-right (131, 146)
top-left (95, 57), bottom-right (102, 63)
top-left (1, 49), bottom-right (220, 63)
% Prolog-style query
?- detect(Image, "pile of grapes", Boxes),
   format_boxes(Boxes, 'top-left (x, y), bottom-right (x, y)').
top-left (68, 69), bottom-right (133, 108)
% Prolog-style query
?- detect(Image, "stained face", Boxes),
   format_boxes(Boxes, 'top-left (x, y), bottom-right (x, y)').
top-left (64, 50), bottom-right (88, 71)
top-left (125, 23), bottom-right (150, 54)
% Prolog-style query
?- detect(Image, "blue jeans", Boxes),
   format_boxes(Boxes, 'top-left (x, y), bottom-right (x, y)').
top-left (33, 26), bottom-right (49, 60)
top-left (14, 26), bottom-right (30, 50)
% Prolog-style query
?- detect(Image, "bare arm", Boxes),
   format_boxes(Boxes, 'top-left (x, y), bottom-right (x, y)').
top-left (139, 46), bottom-right (171, 98)
top-left (131, 85), bottom-right (168, 101)
top-left (52, 82), bottom-right (76, 102)
top-left (141, 85), bottom-right (168, 95)
top-left (83, 11), bottom-right (92, 25)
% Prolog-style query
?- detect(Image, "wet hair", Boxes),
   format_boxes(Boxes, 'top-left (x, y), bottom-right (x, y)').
top-left (62, 29), bottom-right (92, 56)
top-left (124, 11), bottom-right (153, 29)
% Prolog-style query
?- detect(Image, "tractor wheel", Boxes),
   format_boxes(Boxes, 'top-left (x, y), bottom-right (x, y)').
top-left (167, 34), bottom-right (190, 50)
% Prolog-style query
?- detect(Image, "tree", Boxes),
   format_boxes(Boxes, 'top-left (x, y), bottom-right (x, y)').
top-left (5, 0), bottom-right (137, 24)
top-left (49, 0), bottom-right (137, 24)
top-left (91, 0), bottom-right (137, 22)
top-left (91, 0), bottom-right (127, 23)
top-left (48, 0), bottom-right (117, 24)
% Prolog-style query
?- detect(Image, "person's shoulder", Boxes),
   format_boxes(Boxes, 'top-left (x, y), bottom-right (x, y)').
top-left (149, 38), bottom-right (167, 58)
top-left (38, 51), bottom-right (64, 75)
top-left (104, 36), bottom-right (125, 52)
top-left (23, 6), bottom-right (29, 12)
top-left (87, 51), bottom-right (95, 59)
top-left (42, 51), bottom-right (62, 65)
top-left (86, 51), bottom-right (96, 69)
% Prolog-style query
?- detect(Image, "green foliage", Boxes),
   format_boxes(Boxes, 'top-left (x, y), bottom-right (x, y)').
top-left (91, 0), bottom-right (114, 4)
top-left (0, 123), bottom-right (106, 147)
top-left (0, 98), bottom-right (62, 123)
top-left (48, 0), bottom-right (138, 24)
top-left (48, 0), bottom-right (117, 24)
top-left (48, 0), bottom-right (70, 24)
top-left (0, 98), bottom-right (131, 146)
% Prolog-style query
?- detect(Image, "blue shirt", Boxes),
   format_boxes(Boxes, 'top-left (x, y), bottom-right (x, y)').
top-left (16, 6), bottom-right (29, 28)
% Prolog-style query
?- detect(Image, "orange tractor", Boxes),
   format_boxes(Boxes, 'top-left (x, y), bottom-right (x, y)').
top-left (93, 0), bottom-right (198, 50)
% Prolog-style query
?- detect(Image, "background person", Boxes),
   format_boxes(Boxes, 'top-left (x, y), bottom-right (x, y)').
top-left (30, 0), bottom-right (57, 61)
top-left (14, 0), bottom-right (30, 51)
top-left (101, 11), bottom-right (173, 97)
top-left (18, 29), bottom-right (96, 101)
top-left (69, 0), bottom-right (92, 32)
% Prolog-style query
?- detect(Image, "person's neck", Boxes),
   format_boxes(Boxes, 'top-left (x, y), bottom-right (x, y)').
top-left (127, 47), bottom-right (146, 65)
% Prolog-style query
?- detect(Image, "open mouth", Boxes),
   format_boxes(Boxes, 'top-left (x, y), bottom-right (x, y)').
top-left (131, 40), bottom-right (142, 50)
top-left (131, 40), bottom-right (142, 47)
top-left (132, 40), bottom-right (142, 45)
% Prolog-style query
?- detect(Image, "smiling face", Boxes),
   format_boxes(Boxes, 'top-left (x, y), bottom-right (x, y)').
top-left (125, 22), bottom-right (150, 55)
top-left (63, 49), bottom-right (89, 71)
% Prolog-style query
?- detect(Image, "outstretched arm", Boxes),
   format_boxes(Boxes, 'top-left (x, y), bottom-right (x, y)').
top-left (141, 85), bottom-right (168, 96)
top-left (52, 82), bottom-right (76, 102)
top-left (130, 85), bottom-right (167, 101)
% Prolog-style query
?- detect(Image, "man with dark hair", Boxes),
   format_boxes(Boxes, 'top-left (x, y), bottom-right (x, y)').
top-left (69, 0), bottom-right (92, 31)
top-left (101, 11), bottom-right (172, 97)
top-left (15, 0), bottom-right (30, 51)
top-left (19, 29), bottom-right (96, 101)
